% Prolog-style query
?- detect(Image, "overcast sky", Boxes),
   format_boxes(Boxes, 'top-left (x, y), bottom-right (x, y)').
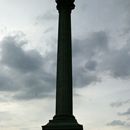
top-left (0, 0), bottom-right (130, 130)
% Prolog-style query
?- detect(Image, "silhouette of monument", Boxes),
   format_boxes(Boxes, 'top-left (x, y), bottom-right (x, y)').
top-left (42, 0), bottom-right (83, 130)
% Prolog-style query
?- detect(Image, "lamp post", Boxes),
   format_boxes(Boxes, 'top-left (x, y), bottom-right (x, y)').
top-left (42, 0), bottom-right (83, 130)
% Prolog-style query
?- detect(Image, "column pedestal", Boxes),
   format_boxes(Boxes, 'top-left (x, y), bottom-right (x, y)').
top-left (42, 115), bottom-right (83, 130)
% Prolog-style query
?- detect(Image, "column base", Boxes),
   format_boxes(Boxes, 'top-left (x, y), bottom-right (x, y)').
top-left (42, 115), bottom-right (83, 130)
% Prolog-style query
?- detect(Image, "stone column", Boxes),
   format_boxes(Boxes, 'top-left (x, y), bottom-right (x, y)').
top-left (55, 0), bottom-right (74, 116)
top-left (42, 0), bottom-right (83, 130)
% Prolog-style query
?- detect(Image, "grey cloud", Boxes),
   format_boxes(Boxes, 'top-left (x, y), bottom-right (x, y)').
top-left (107, 120), bottom-right (130, 128)
top-left (73, 67), bottom-right (100, 87)
top-left (0, 65), bottom-right (20, 93)
top-left (100, 43), bottom-right (130, 78)
top-left (110, 99), bottom-right (130, 107)
top-left (72, 31), bottom-right (108, 87)
top-left (13, 71), bottom-right (55, 100)
top-left (73, 29), bottom-right (130, 86)
top-left (85, 60), bottom-right (97, 71)
top-left (0, 35), bottom-right (55, 100)
top-left (1, 36), bottom-right (43, 73)
top-left (73, 31), bottom-right (108, 58)
top-left (118, 108), bottom-right (130, 116)
top-left (0, 74), bottom-right (16, 92)
top-left (107, 120), bottom-right (127, 126)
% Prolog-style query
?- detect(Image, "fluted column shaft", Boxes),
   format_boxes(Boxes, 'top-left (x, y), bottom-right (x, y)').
top-left (56, 10), bottom-right (72, 116)
top-left (56, 0), bottom-right (75, 116)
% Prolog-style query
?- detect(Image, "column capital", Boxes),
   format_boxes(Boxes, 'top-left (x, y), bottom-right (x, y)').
top-left (55, 0), bottom-right (75, 11)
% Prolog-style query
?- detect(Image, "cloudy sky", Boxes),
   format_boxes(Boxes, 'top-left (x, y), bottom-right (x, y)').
top-left (0, 0), bottom-right (130, 130)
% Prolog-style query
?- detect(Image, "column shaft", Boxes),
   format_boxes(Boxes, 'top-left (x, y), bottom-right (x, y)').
top-left (56, 10), bottom-right (73, 116)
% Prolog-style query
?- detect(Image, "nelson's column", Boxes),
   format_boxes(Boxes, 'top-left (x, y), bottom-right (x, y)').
top-left (42, 0), bottom-right (83, 130)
